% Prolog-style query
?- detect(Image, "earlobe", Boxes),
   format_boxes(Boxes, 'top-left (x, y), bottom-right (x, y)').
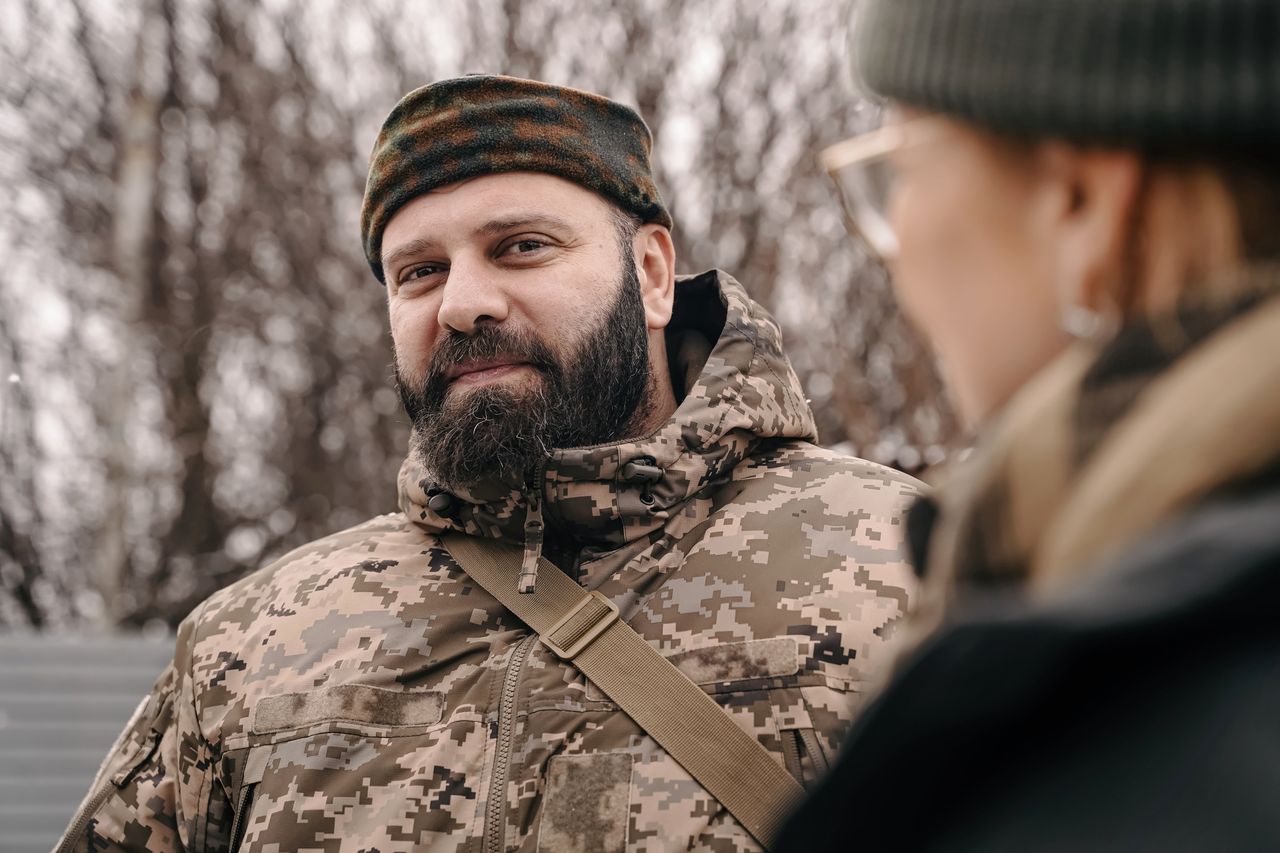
top-left (1042, 145), bottom-right (1144, 332)
top-left (635, 224), bottom-right (676, 331)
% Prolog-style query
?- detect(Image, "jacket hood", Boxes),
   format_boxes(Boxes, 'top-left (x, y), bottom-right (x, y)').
top-left (398, 269), bottom-right (817, 556)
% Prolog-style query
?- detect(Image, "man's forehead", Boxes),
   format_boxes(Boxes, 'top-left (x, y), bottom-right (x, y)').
top-left (382, 172), bottom-right (602, 249)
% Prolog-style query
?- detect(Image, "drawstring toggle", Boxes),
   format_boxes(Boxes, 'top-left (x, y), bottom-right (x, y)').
top-left (518, 492), bottom-right (544, 594)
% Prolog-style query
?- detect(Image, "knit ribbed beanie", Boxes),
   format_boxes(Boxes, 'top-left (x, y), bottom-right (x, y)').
top-left (853, 0), bottom-right (1280, 146)
top-left (361, 75), bottom-right (671, 283)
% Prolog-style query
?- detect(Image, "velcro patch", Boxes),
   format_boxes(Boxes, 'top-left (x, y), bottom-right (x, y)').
top-left (667, 636), bottom-right (799, 685)
top-left (538, 753), bottom-right (633, 853)
top-left (252, 684), bottom-right (444, 734)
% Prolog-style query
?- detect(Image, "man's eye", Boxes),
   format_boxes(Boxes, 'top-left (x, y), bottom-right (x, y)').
top-left (502, 238), bottom-right (549, 256)
top-left (404, 264), bottom-right (444, 282)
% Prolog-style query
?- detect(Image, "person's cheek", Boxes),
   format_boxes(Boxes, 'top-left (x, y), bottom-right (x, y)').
top-left (389, 302), bottom-right (437, 385)
top-left (891, 177), bottom-right (954, 342)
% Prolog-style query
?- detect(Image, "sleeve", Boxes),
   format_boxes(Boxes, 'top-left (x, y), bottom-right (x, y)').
top-left (54, 610), bottom-right (227, 852)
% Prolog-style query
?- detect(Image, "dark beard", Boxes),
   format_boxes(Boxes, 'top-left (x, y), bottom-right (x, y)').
top-left (396, 257), bottom-right (654, 492)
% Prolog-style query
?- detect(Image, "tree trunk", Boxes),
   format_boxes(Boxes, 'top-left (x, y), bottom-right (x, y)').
top-left (99, 0), bottom-right (166, 627)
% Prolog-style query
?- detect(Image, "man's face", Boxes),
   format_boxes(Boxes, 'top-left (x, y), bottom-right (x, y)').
top-left (382, 172), bottom-right (653, 491)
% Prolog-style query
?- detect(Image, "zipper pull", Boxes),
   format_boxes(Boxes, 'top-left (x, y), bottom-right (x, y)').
top-left (518, 490), bottom-right (544, 594)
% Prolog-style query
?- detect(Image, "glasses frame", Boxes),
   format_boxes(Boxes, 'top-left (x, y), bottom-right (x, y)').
top-left (820, 116), bottom-right (951, 262)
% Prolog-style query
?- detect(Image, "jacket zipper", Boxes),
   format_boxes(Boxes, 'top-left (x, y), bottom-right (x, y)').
top-left (798, 728), bottom-right (831, 778)
top-left (227, 781), bottom-right (257, 853)
top-left (483, 633), bottom-right (538, 853)
top-left (55, 780), bottom-right (117, 853)
top-left (57, 697), bottom-right (170, 853)
top-left (780, 730), bottom-right (804, 785)
top-left (780, 728), bottom-right (832, 789)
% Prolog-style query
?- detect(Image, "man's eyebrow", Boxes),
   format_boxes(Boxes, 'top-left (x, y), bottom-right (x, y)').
top-left (383, 238), bottom-right (437, 277)
top-left (475, 214), bottom-right (575, 237)
top-left (383, 215), bottom-right (576, 275)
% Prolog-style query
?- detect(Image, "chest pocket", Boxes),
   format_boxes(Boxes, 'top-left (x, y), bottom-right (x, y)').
top-left (545, 630), bottom-right (834, 845)
top-left (552, 636), bottom-right (836, 850)
top-left (227, 684), bottom-right (467, 853)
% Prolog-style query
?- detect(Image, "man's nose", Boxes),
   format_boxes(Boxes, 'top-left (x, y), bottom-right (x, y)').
top-left (436, 258), bottom-right (510, 335)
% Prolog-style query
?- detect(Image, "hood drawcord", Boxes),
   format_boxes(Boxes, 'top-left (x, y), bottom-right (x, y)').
top-left (518, 489), bottom-right (545, 594)
top-left (426, 488), bottom-right (457, 517)
top-left (621, 457), bottom-right (663, 506)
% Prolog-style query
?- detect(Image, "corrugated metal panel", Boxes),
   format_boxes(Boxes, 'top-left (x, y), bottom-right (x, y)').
top-left (0, 635), bottom-right (172, 853)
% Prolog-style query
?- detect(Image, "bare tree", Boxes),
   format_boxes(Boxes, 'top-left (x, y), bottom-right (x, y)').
top-left (0, 308), bottom-right (46, 628)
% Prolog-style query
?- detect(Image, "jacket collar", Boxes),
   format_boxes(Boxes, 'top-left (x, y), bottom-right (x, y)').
top-left (397, 269), bottom-right (817, 558)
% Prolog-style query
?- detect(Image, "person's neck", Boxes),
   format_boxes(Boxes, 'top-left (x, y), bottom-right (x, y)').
top-left (637, 382), bottom-right (678, 437)
top-left (638, 331), bottom-right (679, 435)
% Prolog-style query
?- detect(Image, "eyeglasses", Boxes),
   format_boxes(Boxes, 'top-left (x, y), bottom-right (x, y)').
top-left (819, 116), bottom-right (950, 263)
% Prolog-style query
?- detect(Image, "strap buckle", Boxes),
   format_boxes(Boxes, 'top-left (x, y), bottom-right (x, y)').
top-left (541, 591), bottom-right (620, 659)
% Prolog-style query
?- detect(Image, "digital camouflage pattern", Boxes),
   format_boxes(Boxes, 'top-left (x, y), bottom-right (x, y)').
top-left (58, 270), bottom-right (921, 853)
top-left (360, 75), bottom-right (671, 283)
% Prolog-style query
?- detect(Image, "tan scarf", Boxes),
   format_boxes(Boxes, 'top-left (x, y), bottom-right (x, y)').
top-left (908, 266), bottom-right (1280, 642)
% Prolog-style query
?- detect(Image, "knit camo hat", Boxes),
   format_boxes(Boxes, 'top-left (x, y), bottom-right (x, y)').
top-left (360, 75), bottom-right (672, 283)
top-left (853, 0), bottom-right (1280, 147)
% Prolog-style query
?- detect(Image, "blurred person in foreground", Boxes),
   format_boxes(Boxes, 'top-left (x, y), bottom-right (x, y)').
top-left (778, 0), bottom-right (1280, 850)
top-left (57, 75), bottom-right (920, 852)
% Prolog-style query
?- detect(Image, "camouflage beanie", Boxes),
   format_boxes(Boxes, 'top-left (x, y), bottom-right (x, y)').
top-left (360, 74), bottom-right (672, 283)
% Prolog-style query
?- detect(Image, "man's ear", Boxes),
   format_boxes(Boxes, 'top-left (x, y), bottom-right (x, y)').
top-left (633, 224), bottom-right (676, 331)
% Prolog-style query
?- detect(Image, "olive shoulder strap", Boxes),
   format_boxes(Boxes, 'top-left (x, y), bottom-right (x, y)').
top-left (442, 533), bottom-right (805, 850)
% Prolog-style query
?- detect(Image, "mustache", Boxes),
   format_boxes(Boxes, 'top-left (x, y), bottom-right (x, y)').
top-left (421, 326), bottom-right (561, 402)
top-left (425, 325), bottom-right (559, 390)
top-left (396, 324), bottom-right (565, 423)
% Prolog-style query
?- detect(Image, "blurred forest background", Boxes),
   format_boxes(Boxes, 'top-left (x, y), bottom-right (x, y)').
top-left (0, 0), bottom-right (956, 632)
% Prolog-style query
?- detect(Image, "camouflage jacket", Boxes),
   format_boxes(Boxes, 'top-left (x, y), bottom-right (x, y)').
top-left (59, 270), bottom-right (920, 853)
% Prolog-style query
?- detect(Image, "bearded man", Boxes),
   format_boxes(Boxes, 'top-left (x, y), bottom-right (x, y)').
top-left (59, 76), bottom-right (919, 853)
